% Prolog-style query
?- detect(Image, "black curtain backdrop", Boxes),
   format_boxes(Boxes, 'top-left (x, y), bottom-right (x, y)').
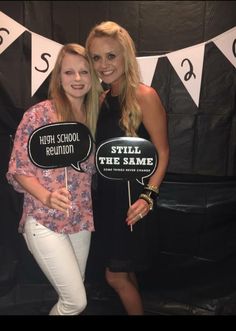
top-left (0, 1), bottom-right (236, 305)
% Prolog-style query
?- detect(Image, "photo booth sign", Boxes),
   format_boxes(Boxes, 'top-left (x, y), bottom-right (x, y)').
top-left (96, 137), bottom-right (158, 231)
top-left (95, 137), bottom-right (158, 184)
top-left (27, 122), bottom-right (93, 218)
top-left (28, 122), bottom-right (93, 171)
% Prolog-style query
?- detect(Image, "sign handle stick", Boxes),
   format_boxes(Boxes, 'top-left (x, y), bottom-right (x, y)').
top-left (64, 167), bottom-right (69, 217)
top-left (127, 180), bottom-right (133, 232)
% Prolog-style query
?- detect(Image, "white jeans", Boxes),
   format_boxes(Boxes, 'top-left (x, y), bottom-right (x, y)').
top-left (23, 216), bottom-right (91, 315)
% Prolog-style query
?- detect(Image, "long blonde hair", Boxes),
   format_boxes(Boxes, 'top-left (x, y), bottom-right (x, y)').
top-left (48, 43), bottom-right (102, 139)
top-left (86, 21), bottom-right (142, 137)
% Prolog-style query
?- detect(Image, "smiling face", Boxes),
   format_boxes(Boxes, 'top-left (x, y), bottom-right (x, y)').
top-left (89, 36), bottom-right (125, 89)
top-left (60, 53), bottom-right (91, 102)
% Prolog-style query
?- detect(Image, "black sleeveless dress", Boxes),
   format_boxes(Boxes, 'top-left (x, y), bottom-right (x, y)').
top-left (93, 91), bottom-right (153, 272)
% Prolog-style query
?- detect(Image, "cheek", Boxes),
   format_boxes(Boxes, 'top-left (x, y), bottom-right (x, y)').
top-left (84, 78), bottom-right (92, 91)
top-left (93, 62), bottom-right (100, 72)
top-left (118, 59), bottom-right (125, 73)
top-left (61, 76), bottom-right (69, 87)
top-left (87, 82), bottom-right (92, 90)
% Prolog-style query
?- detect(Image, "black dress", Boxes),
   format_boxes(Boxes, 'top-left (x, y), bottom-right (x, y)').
top-left (93, 91), bottom-right (153, 272)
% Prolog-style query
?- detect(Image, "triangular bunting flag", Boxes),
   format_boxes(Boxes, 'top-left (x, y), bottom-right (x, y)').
top-left (137, 56), bottom-right (159, 86)
top-left (0, 11), bottom-right (26, 54)
top-left (31, 32), bottom-right (62, 96)
top-left (213, 26), bottom-right (236, 69)
top-left (167, 43), bottom-right (205, 107)
top-left (1, 10), bottom-right (234, 102)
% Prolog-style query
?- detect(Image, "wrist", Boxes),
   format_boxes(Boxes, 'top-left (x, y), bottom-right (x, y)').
top-left (139, 193), bottom-right (154, 211)
top-left (143, 184), bottom-right (159, 200)
top-left (145, 184), bottom-right (159, 194)
top-left (43, 191), bottom-right (51, 207)
top-left (139, 184), bottom-right (160, 211)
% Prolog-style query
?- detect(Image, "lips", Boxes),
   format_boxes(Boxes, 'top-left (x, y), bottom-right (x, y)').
top-left (101, 70), bottom-right (113, 76)
top-left (71, 84), bottom-right (84, 89)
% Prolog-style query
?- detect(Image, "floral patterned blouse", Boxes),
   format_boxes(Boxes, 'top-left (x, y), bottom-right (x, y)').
top-left (6, 100), bottom-right (95, 234)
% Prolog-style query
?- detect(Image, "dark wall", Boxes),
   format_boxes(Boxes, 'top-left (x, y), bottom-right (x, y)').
top-left (0, 1), bottom-right (236, 300)
top-left (0, 1), bottom-right (236, 176)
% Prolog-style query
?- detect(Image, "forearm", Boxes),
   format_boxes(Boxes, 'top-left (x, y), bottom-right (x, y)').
top-left (14, 174), bottom-right (50, 206)
top-left (14, 174), bottom-right (71, 212)
top-left (148, 147), bottom-right (169, 188)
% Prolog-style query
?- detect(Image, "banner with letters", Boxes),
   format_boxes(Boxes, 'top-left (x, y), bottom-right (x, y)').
top-left (0, 11), bottom-right (235, 107)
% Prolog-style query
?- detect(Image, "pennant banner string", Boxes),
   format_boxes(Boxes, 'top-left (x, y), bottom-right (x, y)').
top-left (0, 11), bottom-right (235, 105)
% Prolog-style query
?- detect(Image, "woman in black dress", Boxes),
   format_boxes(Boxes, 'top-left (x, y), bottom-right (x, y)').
top-left (86, 21), bottom-right (169, 315)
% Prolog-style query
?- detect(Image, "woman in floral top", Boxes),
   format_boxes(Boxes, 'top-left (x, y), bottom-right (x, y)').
top-left (6, 43), bottom-right (101, 315)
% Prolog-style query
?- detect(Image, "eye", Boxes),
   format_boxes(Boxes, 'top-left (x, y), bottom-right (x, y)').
top-left (92, 55), bottom-right (100, 62)
top-left (64, 70), bottom-right (73, 75)
top-left (80, 70), bottom-right (89, 75)
top-left (107, 53), bottom-right (116, 60)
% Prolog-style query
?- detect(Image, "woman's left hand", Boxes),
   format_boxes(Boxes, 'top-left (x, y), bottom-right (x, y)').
top-left (126, 198), bottom-right (150, 226)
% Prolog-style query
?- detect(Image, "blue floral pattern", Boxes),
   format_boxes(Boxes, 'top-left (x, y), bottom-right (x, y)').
top-left (7, 100), bottom-right (95, 234)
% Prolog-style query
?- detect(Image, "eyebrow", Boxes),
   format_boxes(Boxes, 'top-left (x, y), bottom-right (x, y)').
top-left (91, 50), bottom-right (118, 55)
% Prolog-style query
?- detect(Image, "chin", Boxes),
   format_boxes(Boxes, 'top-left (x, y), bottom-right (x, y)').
top-left (101, 78), bottom-right (113, 85)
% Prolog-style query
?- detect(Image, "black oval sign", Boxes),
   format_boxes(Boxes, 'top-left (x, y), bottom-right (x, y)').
top-left (28, 122), bottom-right (93, 172)
top-left (95, 137), bottom-right (158, 184)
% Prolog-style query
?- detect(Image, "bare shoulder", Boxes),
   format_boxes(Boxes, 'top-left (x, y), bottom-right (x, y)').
top-left (137, 84), bottom-right (157, 97)
top-left (137, 84), bottom-right (162, 109)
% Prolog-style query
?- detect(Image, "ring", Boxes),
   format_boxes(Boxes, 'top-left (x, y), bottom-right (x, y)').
top-left (139, 213), bottom-right (143, 219)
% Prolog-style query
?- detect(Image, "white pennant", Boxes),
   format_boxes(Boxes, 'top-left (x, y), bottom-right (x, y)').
top-left (137, 56), bottom-right (159, 86)
top-left (167, 43), bottom-right (205, 107)
top-left (1, 11), bottom-right (234, 102)
top-left (31, 32), bottom-right (62, 96)
top-left (213, 26), bottom-right (236, 69)
top-left (0, 11), bottom-right (26, 55)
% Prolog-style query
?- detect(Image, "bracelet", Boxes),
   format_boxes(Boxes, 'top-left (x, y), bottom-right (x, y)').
top-left (139, 193), bottom-right (153, 211)
top-left (145, 184), bottom-right (159, 194)
top-left (143, 188), bottom-right (159, 201)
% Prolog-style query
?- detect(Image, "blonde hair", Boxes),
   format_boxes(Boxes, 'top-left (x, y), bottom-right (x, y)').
top-left (48, 43), bottom-right (102, 139)
top-left (86, 21), bottom-right (142, 137)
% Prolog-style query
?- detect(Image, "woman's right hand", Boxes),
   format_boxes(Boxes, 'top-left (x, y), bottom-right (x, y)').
top-left (14, 174), bottom-right (72, 213)
top-left (46, 187), bottom-right (72, 212)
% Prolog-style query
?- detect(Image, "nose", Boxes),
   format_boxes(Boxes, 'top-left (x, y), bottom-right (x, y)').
top-left (99, 57), bottom-right (108, 68)
top-left (75, 72), bottom-right (81, 80)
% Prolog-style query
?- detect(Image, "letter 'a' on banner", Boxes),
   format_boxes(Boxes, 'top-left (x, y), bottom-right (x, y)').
top-left (31, 32), bottom-right (62, 97)
top-left (0, 11), bottom-right (26, 55)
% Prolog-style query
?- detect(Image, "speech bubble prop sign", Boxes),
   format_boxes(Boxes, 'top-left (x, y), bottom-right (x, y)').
top-left (28, 122), bottom-right (93, 172)
top-left (96, 137), bottom-right (158, 184)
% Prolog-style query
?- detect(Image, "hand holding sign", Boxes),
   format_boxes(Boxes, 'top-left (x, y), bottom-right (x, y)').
top-left (28, 122), bottom-right (93, 171)
top-left (28, 122), bottom-right (93, 217)
top-left (96, 137), bottom-right (158, 232)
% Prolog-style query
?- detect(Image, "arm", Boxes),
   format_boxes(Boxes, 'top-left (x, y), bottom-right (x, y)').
top-left (140, 85), bottom-right (169, 188)
top-left (14, 174), bottom-right (71, 213)
top-left (126, 85), bottom-right (169, 226)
